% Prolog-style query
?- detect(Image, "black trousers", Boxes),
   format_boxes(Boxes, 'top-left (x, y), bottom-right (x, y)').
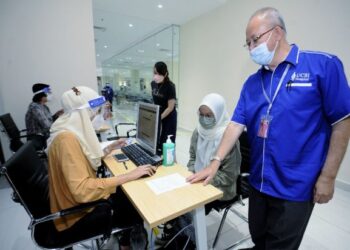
top-left (248, 186), bottom-right (314, 250)
top-left (157, 111), bottom-right (177, 155)
top-left (58, 188), bottom-right (143, 247)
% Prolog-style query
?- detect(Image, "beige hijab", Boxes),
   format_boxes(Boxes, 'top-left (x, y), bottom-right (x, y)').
top-left (47, 86), bottom-right (104, 170)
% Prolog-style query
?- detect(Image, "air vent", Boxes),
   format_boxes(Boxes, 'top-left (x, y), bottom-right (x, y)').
top-left (94, 26), bottom-right (106, 32)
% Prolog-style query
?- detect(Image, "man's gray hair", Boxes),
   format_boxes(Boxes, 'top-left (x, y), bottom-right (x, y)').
top-left (250, 7), bottom-right (287, 33)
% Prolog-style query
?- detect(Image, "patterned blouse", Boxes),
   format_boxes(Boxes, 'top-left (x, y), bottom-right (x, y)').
top-left (25, 102), bottom-right (53, 138)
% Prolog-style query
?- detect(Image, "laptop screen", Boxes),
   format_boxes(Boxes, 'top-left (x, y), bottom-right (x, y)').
top-left (136, 102), bottom-right (160, 155)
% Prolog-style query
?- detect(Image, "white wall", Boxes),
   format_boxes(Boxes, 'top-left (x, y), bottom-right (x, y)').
top-left (0, 0), bottom-right (97, 159)
top-left (179, 0), bottom-right (350, 186)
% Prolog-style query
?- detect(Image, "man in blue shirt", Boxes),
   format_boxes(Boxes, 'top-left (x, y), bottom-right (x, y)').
top-left (102, 83), bottom-right (114, 111)
top-left (188, 7), bottom-right (350, 249)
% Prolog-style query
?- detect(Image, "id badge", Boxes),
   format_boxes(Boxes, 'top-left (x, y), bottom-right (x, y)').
top-left (257, 114), bottom-right (273, 138)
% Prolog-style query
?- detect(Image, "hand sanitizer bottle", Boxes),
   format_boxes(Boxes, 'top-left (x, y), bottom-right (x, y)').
top-left (162, 135), bottom-right (175, 166)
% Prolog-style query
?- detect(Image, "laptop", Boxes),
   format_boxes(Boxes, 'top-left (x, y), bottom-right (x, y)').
top-left (121, 102), bottom-right (162, 166)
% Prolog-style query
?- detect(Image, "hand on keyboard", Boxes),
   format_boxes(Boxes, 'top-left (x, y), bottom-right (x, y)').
top-left (129, 165), bottom-right (157, 180)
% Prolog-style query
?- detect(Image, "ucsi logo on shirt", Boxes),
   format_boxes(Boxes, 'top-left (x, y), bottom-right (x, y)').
top-left (294, 72), bottom-right (310, 81)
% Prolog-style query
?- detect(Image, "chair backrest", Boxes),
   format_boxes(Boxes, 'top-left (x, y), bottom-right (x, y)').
top-left (115, 122), bottom-right (136, 138)
top-left (239, 131), bottom-right (250, 174)
top-left (0, 113), bottom-right (24, 152)
top-left (237, 130), bottom-right (250, 197)
top-left (0, 138), bottom-right (5, 164)
top-left (0, 113), bottom-right (21, 140)
top-left (1, 141), bottom-right (50, 219)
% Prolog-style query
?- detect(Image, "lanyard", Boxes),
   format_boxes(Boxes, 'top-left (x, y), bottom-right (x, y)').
top-left (261, 64), bottom-right (291, 115)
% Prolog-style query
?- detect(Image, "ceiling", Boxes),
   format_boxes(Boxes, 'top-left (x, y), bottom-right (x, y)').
top-left (92, 0), bottom-right (227, 68)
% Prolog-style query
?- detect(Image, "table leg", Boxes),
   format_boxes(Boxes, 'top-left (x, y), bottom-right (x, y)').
top-left (193, 206), bottom-right (207, 250)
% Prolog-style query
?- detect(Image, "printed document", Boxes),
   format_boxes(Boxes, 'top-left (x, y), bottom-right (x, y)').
top-left (146, 173), bottom-right (190, 195)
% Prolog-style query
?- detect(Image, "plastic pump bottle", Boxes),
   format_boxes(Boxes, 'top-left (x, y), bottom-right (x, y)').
top-left (162, 135), bottom-right (175, 166)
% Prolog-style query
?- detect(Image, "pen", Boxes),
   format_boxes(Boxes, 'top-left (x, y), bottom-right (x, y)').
top-left (123, 161), bottom-right (128, 170)
top-left (286, 80), bottom-right (292, 92)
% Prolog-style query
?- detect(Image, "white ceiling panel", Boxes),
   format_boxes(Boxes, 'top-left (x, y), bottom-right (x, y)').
top-left (93, 0), bottom-right (227, 66)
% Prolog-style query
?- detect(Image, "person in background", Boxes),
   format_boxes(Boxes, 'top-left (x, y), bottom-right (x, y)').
top-left (25, 83), bottom-right (63, 148)
top-left (47, 86), bottom-right (154, 249)
top-left (151, 61), bottom-right (177, 154)
top-left (187, 7), bottom-right (350, 250)
top-left (102, 83), bottom-right (114, 111)
top-left (157, 93), bottom-right (241, 248)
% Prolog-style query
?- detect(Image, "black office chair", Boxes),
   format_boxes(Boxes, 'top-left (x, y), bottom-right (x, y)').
top-left (107, 122), bottom-right (136, 141)
top-left (0, 113), bottom-right (28, 152)
top-left (212, 130), bottom-right (251, 249)
top-left (0, 113), bottom-right (47, 156)
top-left (115, 122), bottom-right (136, 138)
top-left (0, 141), bottom-right (128, 249)
top-left (0, 136), bottom-right (5, 164)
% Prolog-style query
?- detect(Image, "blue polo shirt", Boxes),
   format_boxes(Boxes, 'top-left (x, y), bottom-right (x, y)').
top-left (232, 44), bottom-right (350, 201)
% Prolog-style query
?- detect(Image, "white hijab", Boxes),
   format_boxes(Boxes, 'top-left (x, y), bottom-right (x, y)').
top-left (47, 86), bottom-right (104, 170)
top-left (194, 93), bottom-right (230, 172)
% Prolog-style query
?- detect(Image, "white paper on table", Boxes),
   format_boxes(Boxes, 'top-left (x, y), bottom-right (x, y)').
top-left (146, 173), bottom-right (190, 195)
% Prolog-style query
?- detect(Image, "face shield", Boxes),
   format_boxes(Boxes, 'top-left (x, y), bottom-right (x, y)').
top-left (75, 96), bottom-right (106, 119)
top-left (33, 86), bottom-right (52, 95)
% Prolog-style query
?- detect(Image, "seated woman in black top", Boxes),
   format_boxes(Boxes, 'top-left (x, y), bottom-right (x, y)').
top-left (151, 61), bottom-right (177, 154)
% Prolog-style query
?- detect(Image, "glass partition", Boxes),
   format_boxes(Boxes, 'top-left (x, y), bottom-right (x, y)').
top-left (101, 25), bottom-right (179, 125)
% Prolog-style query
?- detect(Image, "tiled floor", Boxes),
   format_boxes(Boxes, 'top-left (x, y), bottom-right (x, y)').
top-left (1, 101), bottom-right (349, 250)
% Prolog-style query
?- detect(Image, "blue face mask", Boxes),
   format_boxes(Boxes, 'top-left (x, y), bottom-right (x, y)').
top-left (249, 31), bottom-right (277, 66)
top-left (199, 115), bottom-right (216, 129)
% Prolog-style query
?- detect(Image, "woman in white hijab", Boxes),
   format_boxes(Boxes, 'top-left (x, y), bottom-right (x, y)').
top-left (47, 86), bottom-right (153, 249)
top-left (157, 94), bottom-right (241, 248)
top-left (188, 93), bottom-right (241, 212)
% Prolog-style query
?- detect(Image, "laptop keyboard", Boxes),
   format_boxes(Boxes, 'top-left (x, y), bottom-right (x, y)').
top-left (121, 144), bottom-right (162, 166)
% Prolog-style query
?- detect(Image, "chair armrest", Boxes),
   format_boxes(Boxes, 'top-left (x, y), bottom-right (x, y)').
top-left (107, 136), bottom-right (120, 141)
top-left (30, 199), bottom-right (112, 229)
top-left (14, 132), bottom-right (38, 139)
top-left (117, 122), bottom-right (136, 126)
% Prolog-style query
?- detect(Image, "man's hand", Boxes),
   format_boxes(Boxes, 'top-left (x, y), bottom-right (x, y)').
top-left (313, 174), bottom-right (335, 204)
top-left (186, 163), bottom-right (219, 185)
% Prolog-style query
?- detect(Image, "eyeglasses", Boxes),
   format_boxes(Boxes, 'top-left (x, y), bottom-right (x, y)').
top-left (244, 26), bottom-right (276, 49)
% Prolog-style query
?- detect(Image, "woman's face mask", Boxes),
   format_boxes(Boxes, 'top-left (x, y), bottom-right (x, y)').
top-left (46, 94), bottom-right (54, 102)
top-left (199, 115), bottom-right (216, 129)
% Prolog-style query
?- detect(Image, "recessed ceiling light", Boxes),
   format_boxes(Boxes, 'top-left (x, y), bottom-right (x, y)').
top-left (137, 49), bottom-right (145, 53)
top-left (104, 45), bottom-right (108, 48)
top-left (129, 23), bottom-right (133, 28)
top-left (156, 43), bottom-right (160, 47)
top-left (97, 54), bottom-right (100, 57)
top-left (157, 4), bottom-right (163, 9)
